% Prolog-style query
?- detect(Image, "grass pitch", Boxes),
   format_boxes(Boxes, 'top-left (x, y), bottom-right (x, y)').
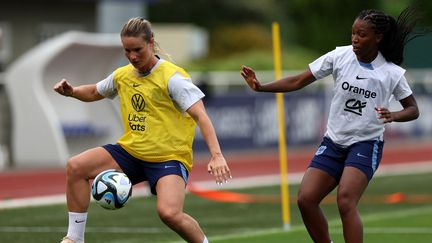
top-left (0, 172), bottom-right (431, 243)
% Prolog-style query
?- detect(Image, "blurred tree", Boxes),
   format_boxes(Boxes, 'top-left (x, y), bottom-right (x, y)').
top-left (148, 0), bottom-right (283, 58)
top-left (276, 0), bottom-right (380, 53)
top-left (147, 0), bottom-right (430, 62)
top-left (147, 0), bottom-right (268, 29)
top-left (208, 24), bottom-right (272, 57)
top-left (381, 0), bottom-right (432, 25)
top-left (380, 0), bottom-right (412, 16)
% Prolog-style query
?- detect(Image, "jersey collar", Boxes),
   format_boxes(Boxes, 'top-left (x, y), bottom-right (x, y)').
top-left (358, 52), bottom-right (386, 70)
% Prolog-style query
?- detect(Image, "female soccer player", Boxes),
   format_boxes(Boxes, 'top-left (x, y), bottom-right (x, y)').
top-left (241, 6), bottom-right (424, 243)
top-left (54, 17), bottom-right (231, 243)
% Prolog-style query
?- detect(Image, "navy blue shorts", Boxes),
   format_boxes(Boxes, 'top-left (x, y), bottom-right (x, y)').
top-left (309, 137), bottom-right (384, 182)
top-left (102, 144), bottom-right (189, 195)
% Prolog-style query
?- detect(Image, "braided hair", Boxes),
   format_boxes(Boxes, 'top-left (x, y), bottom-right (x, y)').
top-left (357, 6), bottom-right (424, 65)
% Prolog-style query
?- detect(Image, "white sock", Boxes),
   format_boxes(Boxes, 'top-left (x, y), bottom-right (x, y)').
top-left (66, 212), bottom-right (88, 243)
top-left (203, 236), bottom-right (209, 243)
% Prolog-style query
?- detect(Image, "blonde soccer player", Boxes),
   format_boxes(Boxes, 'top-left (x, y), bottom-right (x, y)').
top-left (54, 17), bottom-right (231, 243)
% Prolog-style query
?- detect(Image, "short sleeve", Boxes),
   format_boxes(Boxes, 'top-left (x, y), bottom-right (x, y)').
top-left (393, 75), bottom-right (413, 101)
top-left (308, 49), bottom-right (335, 80)
top-left (96, 72), bottom-right (117, 99)
top-left (168, 72), bottom-right (205, 112)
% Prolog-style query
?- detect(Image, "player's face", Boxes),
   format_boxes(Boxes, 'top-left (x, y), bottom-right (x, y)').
top-left (121, 35), bottom-right (155, 72)
top-left (351, 18), bottom-right (383, 63)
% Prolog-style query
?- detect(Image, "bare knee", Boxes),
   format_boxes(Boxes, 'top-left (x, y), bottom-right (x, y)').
top-left (66, 156), bottom-right (86, 179)
top-left (297, 191), bottom-right (319, 211)
top-left (157, 206), bottom-right (182, 226)
top-left (337, 191), bottom-right (357, 216)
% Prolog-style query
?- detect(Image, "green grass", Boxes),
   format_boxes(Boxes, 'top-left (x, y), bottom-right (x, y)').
top-left (1, 173), bottom-right (432, 242)
top-left (210, 206), bottom-right (432, 243)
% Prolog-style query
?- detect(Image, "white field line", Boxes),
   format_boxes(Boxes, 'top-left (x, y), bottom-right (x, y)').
top-left (0, 186), bottom-right (151, 209)
top-left (375, 160), bottom-right (432, 176)
top-left (0, 160), bottom-right (431, 209)
top-left (0, 226), bottom-right (164, 233)
top-left (363, 227), bottom-right (432, 234)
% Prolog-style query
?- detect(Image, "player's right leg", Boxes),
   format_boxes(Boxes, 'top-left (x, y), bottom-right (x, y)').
top-left (61, 146), bottom-right (121, 243)
top-left (297, 167), bottom-right (338, 243)
top-left (298, 137), bottom-right (345, 242)
top-left (66, 146), bottom-right (121, 212)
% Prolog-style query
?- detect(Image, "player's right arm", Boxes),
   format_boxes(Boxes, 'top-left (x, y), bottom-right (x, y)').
top-left (241, 65), bottom-right (316, 92)
top-left (53, 78), bottom-right (105, 102)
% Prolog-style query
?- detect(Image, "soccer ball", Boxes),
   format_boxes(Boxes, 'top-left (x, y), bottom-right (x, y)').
top-left (91, 169), bottom-right (132, 210)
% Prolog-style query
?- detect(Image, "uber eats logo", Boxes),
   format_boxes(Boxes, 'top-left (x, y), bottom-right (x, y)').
top-left (128, 93), bottom-right (146, 131)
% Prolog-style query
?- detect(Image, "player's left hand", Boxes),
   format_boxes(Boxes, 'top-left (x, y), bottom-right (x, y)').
top-left (207, 153), bottom-right (232, 185)
top-left (375, 107), bottom-right (394, 123)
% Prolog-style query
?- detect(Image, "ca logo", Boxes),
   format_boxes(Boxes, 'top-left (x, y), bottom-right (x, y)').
top-left (131, 94), bottom-right (145, 112)
top-left (344, 99), bottom-right (366, 116)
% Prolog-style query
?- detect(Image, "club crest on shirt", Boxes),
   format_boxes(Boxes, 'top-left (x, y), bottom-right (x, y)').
top-left (344, 99), bottom-right (367, 115)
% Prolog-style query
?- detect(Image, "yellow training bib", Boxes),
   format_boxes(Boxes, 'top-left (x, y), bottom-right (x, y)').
top-left (113, 61), bottom-right (196, 172)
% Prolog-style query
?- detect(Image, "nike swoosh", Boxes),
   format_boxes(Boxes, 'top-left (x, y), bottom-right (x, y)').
top-left (75, 220), bottom-right (86, 223)
top-left (356, 153), bottom-right (368, 158)
top-left (132, 83), bottom-right (140, 87)
top-left (164, 166), bottom-right (177, 169)
top-left (356, 75), bottom-right (367, 80)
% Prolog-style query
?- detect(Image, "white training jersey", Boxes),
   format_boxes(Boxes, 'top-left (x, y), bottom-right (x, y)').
top-left (96, 58), bottom-right (204, 112)
top-left (309, 45), bottom-right (413, 146)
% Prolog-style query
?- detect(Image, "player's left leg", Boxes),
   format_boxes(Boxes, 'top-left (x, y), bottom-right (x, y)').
top-left (156, 174), bottom-right (207, 243)
top-left (338, 139), bottom-right (384, 243)
top-left (337, 166), bottom-right (369, 243)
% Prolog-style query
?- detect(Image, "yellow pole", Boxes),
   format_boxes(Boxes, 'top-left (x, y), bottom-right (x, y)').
top-left (272, 22), bottom-right (291, 231)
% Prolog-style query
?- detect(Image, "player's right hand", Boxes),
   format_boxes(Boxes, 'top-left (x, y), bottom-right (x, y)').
top-left (53, 78), bottom-right (74, 97)
top-left (241, 65), bottom-right (261, 91)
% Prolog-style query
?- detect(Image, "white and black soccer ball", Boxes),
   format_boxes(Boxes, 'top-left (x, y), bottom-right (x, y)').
top-left (91, 169), bottom-right (132, 210)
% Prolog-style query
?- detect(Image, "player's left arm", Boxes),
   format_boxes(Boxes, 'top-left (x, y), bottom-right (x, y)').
top-left (187, 100), bottom-right (232, 184)
top-left (375, 94), bottom-right (419, 123)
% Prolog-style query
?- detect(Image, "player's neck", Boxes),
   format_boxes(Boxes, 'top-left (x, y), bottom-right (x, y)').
top-left (139, 56), bottom-right (158, 75)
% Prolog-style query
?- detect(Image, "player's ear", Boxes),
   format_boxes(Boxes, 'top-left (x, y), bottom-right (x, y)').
top-left (148, 36), bottom-right (155, 45)
top-left (376, 33), bottom-right (383, 44)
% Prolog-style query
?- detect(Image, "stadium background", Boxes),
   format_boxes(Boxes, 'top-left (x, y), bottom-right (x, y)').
top-left (0, 0), bottom-right (431, 169)
top-left (0, 1), bottom-right (431, 241)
